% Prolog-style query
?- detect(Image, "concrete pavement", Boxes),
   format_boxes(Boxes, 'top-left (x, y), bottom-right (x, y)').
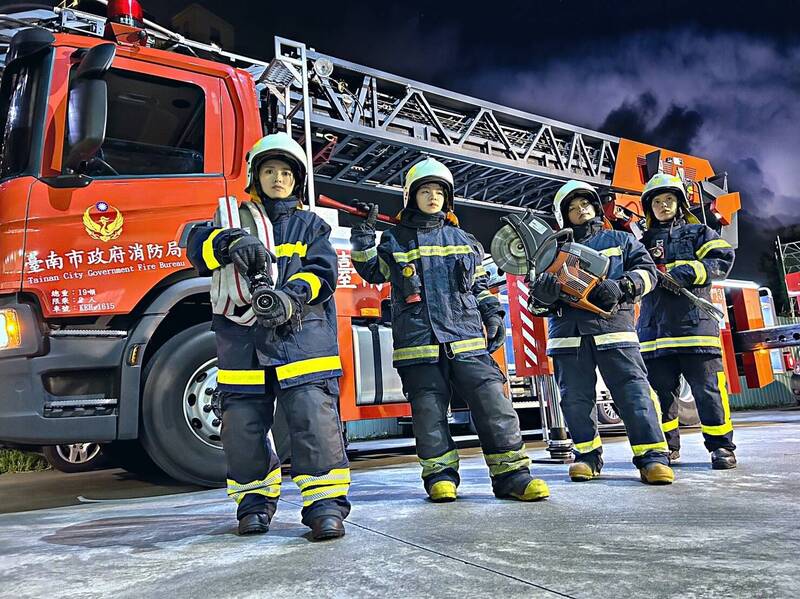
top-left (1, 409), bottom-right (798, 599)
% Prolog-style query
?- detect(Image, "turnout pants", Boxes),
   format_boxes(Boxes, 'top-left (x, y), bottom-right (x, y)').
top-left (645, 353), bottom-right (735, 453)
top-left (215, 330), bottom-right (350, 528)
top-left (552, 337), bottom-right (669, 470)
top-left (398, 352), bottom-right (533, 498)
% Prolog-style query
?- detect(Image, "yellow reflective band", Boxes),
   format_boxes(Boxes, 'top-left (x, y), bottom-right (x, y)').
top-left (378, 258), bottom-right (391, 280)
top-left (650, 387), bottom-right (663, 420)
top-left (201, 228), bottom-right (223, 270)
top-left (631, 441), bottom-right (669, 456)
top-left (301, 483), bottom-right (350, 507)
top-left (451, 337), bottom-right (487, 354)
top-left (275, 355), bottom-right (342, 381)
top-left (667, 260), bottom-right (707, 285)
top-left (702, 371), bottom-right (733, 437)
top-left (218, 369), bottom-right (265, 386)
top-left (594, 331), bottom-right (640, 346)
top-left (484, 448), bottom-right (531, 477)
top-left (392, 245), bottom-right (474, 262)
top-left (599, 246), bottom-right (622, 257)
top-left (662, 417), bottom-right (680, 433)
top-left (574, 436), bottom-right (602, 453)
top-left (631, 269), bottom-right (654, 295)
top-left (227, 468), bottom-right (282, 503)
top-left (476, 290), bottom-right (495, 303)
top-left (475, 265), bottom-right (488, 277)
top-left (293, 468), bottom-right (351, 491)
top-left (640, 335), bottom-right (722, 353)
top-left (288, 272), bottom-right (322, 301)
top-left (274, 242), bottom-right (308, 259)
top-left (351, 247), bottom-right (377, 262)
top-left (696, 239), bottom-right (732, 259)
top-left (548, 337), bottom-right (582, 349)
top-left (393, 344), bottom-right (440, 362)
top-left (420, 448), bottom-right (460, 478)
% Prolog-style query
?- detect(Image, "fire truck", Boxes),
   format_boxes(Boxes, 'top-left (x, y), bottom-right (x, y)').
top-left (1, 1), bottom-right (793, 486)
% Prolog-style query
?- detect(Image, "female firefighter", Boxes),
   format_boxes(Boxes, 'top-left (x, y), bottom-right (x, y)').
top-left (528, 180), bottom-right (674, 485)
top-left (350, 157), bottom-right (550, 503)
top-left (637, 173), bottom-right (737, 469)
top-left (186, 133), bottom-right (350, 541)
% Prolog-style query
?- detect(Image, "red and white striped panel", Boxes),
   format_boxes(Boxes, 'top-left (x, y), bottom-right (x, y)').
top-left (506, 274), bottom-right (551, 376)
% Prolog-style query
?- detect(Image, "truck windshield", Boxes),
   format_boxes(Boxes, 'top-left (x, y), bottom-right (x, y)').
top-left (0, 56), bottom-right (45, 181)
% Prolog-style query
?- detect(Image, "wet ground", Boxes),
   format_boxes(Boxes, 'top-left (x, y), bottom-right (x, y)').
top-left (1, 409), bottom-right (797, 598)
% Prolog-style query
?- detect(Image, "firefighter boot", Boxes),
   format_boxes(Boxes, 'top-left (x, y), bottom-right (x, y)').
top-left (510, 477), bottom-right (550, 501)
top-left (238, 513), bottom-right (270, 535)
top-left (711, 448), bottom-right (737, 470)
top-left (311, 515), bottom-right (345, 541)
top-left (569, 461), bottom-right (601, 482)
top-left (668, 450), bottom-right (681, 464)
top-left (429, 480), bottom-right (458, 503)
top-left (639, 462), bottom-right (675, 485)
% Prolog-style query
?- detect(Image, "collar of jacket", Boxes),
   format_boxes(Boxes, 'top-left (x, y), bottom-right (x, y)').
top-left (260, 197), bottom-right (299, 223)
top-left (399, 205), bottom-right (445, 230)
top-left (571, 217), bottom-right (604, 242)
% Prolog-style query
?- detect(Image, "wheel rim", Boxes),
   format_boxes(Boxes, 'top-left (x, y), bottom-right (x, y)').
top-left (600, 403), bottom-right (619, 420)
top-left (182, 358), bottom-right (224, 450)
top-left (56, 443), bottom-right (101, 464)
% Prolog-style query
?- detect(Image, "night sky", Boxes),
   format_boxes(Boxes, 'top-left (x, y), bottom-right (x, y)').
top-left (6, 1), bottom-right (799, 298)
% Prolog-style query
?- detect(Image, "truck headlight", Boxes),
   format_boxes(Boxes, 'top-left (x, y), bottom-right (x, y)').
top-left (0, 309), bottom-right (21, 350)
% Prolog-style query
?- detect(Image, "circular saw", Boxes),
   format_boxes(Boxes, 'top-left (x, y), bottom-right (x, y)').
top-left (490, 212), bottom-right (559, 276)
top-left (490, 210), bottom-right (614, 317)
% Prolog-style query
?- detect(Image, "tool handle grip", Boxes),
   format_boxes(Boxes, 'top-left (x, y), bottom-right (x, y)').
top-left (317, 194), bottom-right (399, 224)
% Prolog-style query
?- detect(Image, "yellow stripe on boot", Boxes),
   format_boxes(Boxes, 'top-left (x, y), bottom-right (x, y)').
top-left (510, 478), bottom-right (550, 501)
top-left (428, 480), bottom-right (457, 503)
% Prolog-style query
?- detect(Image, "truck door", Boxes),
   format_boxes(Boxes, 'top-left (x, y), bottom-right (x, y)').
top-left (23, 46), bottom-right (225, 317)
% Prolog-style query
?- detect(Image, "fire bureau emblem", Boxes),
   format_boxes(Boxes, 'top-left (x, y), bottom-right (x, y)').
top-left (83, 201), bottom-right (124, 242)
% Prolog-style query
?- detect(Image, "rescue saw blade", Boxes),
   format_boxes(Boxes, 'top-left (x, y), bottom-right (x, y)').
top-left (490, 224), bottom-right (529, 275)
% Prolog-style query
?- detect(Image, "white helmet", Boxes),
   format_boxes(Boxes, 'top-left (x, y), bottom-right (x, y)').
top-left (245, 132), bottom-right (308, 200)
top-left (552, 180), bottom-right (603, 229)
top-left (403, 157), bottom-right (455, 210)
top-left (640, 173), bottom-right (696, 225)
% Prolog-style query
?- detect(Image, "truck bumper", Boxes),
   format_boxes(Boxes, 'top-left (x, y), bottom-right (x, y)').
top-left (0, 296), bottom-right (126, 444)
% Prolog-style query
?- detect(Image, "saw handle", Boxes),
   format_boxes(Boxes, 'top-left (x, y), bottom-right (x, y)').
top-left (545, 252), bottom-right (615, 319)
top-left (318, 194), bottom-right (400, 225)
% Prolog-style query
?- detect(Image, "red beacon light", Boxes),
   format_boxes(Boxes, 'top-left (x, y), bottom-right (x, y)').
top-left (107, 0), bottom-right (145, 28)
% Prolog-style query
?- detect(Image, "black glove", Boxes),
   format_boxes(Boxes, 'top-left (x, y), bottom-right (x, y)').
top-left (530, 272), bottom-right (560, 306)
top-left (588, 279), bottom-right (623, 312)
top-left (352, 203), bottom-right (378, 234)
top-left (252, 288), bottom-right (299, 329)
top-left (665, 264), bottom-right (698, 288)
top-left (659, 272), bottom-right (684, 295)
top-left (210, 227), bottom-right (246, 265)
top-left (228, 234), bottom-right (267, 275)
top-left (484, 314), bottom-right (506, 353)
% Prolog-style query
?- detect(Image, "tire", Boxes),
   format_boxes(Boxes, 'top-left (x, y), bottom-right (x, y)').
top-left (139, 322), bottom-right (290, 488)
top-left (42, 443), bottom-right (108, 473)
top-left (596, 401), bottom-right (622, 425)
top-left (677, 376), bottom-right (700, 426)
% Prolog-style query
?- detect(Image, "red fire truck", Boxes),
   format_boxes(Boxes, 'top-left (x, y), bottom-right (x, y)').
top-left (1, 2), bottom-right (787, 486)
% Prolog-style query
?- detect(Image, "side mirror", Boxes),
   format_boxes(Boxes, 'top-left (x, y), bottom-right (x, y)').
top-left (62, 43), bottom-right (116, 174)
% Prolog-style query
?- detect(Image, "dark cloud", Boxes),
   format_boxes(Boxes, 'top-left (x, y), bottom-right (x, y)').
top-left (599, 93), bottom-right (703, 154)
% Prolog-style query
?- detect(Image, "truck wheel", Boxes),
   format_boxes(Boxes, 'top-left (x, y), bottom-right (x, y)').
top-left (677, 376), bottom-right (700, 426)
top-left (42, 443), bottom-right (108, 473)
top-left (139, 322), bottom-right (290, 488)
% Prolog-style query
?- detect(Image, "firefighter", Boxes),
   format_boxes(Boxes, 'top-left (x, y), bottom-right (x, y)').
top-left (528, 180), bottom-right (674, 484)
top-left (637, 173), bottom-right (737, 469)
top-left (187, 133), bottom-right (350, 540)
top-left (350, 157), bottom-right (549, 503)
